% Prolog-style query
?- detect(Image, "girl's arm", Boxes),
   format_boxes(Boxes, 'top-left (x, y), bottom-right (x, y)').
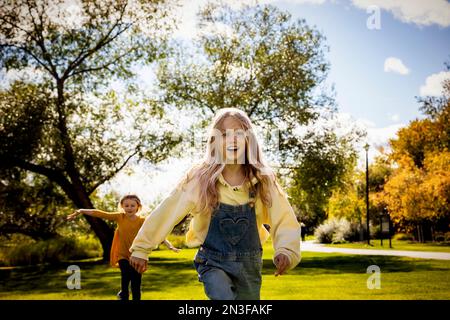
top-left (67, 209), bottom-right (121, 221)
top-left (130, 183), bottom-right (195, 261)
top-left (163, 239), bottom-right (181, 253)
top-left (266, 182), bottom-right (302, 273)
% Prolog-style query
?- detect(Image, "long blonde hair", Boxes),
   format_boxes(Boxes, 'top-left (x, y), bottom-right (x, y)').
top-left (178, 108), bottom-right (285, 215)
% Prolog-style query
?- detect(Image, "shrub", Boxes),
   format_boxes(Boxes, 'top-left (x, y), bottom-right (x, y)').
top-left (434, 232), bottom-right (445, 242)
top-left (0, 234), bottom-right (102, 266)
top-left (346, 222), bottom-right (364, 242)
top-left (433, 232), bottom-right (450, 243)
top-left (445, 232), bottom-right (450, 242)
top-left (332, 218), bottom-right (351, 243)
top-left (371, 224), bottom-right (382, 239)
top-left (314, 218), bottom-right (354, 244)
top-left (393, 233), bottom-right (414, 241)
top-left (314, 220), bottom-right (335, 244)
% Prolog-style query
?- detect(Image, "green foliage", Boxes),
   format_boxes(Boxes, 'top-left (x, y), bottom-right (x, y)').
top-left (0, 82), bottom-right (52, 164)
top-left (156, 3), bottom-right (363, 229)
top-left (328, 189), bottom-right (364, 222)
top-left (0, 0), bottom-right (180, 255)
top-left (0, 234), bottom-right (101, 266)
top-left (0, 0), bottom-right (174, 88)
top-left (158, 3), bottom-right (330, 122)
top-left (0, 168), bottom-right (70, 240)
top-left (288, 135), bottom-right (360, 227)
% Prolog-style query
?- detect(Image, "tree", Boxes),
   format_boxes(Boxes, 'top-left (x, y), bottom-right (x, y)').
top-left (0, 0), bottom-right (180, 260)
top-left (0, 167), bottom-right (67, 240)
top-left (157, 2), bottom-right (336, 144)
top-left (379, 61), bottom-right (450, 241)
top-left (421, 151), bottom-right (450, 232)
top-left (155, 2), bottom-right (363, 228)
top-left (417, 59), bottom-right (450, 119)
top-left (286, 131), bottom-right (360, 227)
top-left (362, 150), bottom-right (395, 230)
top-left (390, 119), bottom-right (445, 169)
top-left (391, 62), bottom-right (450, 168)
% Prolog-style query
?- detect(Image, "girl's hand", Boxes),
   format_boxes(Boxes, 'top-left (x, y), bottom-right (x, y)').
top-left (130, 256), bottom-right (148, 274)
top-left (169, 246), bottom-right (181, 253)
top-left (162, 239), bottom-right (181, 252)
top-left (274, 253), bottom-right (290, 276)
top-left (67, 209), bottom-right (82, 221)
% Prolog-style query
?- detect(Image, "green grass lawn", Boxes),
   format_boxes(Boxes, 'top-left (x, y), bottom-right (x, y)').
top-left (324, 239), bottom-right (450, 253)
top-left (1, 240), bottom-right (449, 300)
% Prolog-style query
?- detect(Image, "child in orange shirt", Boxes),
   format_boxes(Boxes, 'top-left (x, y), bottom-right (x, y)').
top-left (67, 194), bottom-right (180, 300)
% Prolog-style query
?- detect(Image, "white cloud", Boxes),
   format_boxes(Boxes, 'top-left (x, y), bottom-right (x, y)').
top-left (419, 71), bottom-right (450, 96)
top-left (387, 113), bottom-right (400, 122)
top-left (351, 0), bottom-right (450, 27)
top-left (384, 57), bottom-right (410, 75)
top-left (261, 0), bottom-right (327, 4)
top-left (291, 112), bottom-right (402, 166)
top-left (172, 0), bottom-right (330, 40)
top-left (355, 120), bottom-right (404, 167)
top-left (367, 123), bottom-right (403, 147)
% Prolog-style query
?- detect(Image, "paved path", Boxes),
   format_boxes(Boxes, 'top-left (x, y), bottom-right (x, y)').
top-left (301, 241), bottom-right (450, 260)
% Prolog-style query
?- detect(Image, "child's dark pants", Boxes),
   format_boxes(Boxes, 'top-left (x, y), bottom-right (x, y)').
top-left (118, 259), bottom-right (142, 300)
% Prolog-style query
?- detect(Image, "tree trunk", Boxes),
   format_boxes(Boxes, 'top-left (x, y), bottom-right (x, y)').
top-left (359, 213), bottom-right (364, 241)
top-left (418, 223), bottom-right (425, 243)
top-left (55, 79), bottom-right (113, 262)
top-left (421, 223), bottom-right (425, 243)
top-left (71, 186), bottom-right (114, 262)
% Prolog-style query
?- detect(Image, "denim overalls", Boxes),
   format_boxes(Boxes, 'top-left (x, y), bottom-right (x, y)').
top-left (193, 187), bottom-right (263, 300)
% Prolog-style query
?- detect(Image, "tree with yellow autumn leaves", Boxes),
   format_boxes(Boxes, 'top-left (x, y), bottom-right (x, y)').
top-left (327, 62), bottom-right (449, 242)
top-left (380, 68), bottom-right (449, 241)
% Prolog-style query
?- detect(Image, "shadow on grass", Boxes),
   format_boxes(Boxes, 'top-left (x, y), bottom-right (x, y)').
top-left (0, 257), bottom-right (199, 298)
top-left (2, 253), bottom-right (449, 298)
top-left (262, 254), bottom-right (450, 275)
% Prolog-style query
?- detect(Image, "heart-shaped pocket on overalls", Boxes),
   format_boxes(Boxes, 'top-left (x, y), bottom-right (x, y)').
top-left (219, 217), bottom-right (249, 245)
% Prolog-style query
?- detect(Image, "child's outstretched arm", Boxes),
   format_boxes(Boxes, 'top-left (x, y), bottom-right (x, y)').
top-left (163, 239), bottom-right (181, 252)
top-left (130, 183), bottom-right (195, 273)
top-left (67, 209), bottom-right (120, 221)
top-left (266, 182), bottom-right (302, 276)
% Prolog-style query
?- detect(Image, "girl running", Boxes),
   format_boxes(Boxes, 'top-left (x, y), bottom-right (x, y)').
top-left (67, 194), bottom-right (180, 300)
top-left (129, 108), bottom-right (301, 300)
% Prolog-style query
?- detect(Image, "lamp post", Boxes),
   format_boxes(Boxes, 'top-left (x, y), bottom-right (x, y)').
top-left (364, 143), bottom-right (370, 245)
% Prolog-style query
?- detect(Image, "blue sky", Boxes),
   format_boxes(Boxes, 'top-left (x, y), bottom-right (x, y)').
top-left (274, 0), bottom-right (450, 129)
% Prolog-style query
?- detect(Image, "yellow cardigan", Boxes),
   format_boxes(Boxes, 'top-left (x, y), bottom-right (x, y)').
top-left (130, 173), bottom-right (301, 270)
